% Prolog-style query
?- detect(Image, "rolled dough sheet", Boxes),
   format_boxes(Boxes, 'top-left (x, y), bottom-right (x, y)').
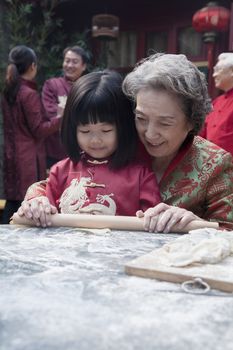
top-left (125, 228), bottom-right (233, 293)
top-left (154, 228), bottom-right (233, 267)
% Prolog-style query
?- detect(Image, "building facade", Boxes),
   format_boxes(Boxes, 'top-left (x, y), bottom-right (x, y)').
top-left (55, 0), bottom-right (232, 97)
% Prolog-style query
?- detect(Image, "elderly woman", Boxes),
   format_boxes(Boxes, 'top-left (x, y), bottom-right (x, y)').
top-left (122, 53), bottom-right (233, 232)
top-left (200, 52), bottom-right (233, 156)
top-left (17, 54), bottom-right (233, 232)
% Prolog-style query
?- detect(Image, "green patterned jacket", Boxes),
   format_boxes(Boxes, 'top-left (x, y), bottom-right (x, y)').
top-left (160, 136), bottom-right (233, 229)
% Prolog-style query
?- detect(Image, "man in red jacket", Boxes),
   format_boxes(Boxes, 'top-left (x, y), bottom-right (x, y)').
top-left (200, 52), bottom-right (233, 155)
top-left (42, 46), bottom-right (89, 167)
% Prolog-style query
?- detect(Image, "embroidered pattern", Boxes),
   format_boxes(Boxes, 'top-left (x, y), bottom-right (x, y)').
top-left (160, 137), bottom-right (233, 229)
top-left (59, 177), bottom-right (116, 215)
top-left (79, 193), bottom-right (116, 215)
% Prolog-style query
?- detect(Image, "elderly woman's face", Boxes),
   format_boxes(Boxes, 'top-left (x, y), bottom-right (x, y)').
top-left (135, 89), bottom-right (192, 160)
top-left (213, 62), bottom-right (233, 92)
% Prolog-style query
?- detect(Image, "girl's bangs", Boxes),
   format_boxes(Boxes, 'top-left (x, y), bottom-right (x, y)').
top-left (76, 95), bottom-right (117, 125)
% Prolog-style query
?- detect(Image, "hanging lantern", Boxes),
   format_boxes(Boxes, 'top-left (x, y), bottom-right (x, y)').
top-left (192, 2), bottom-right (230, 33)
top-left (192, 2), bottom-right (231, 97)
top-left (92, 14), bottom-right (119, 39)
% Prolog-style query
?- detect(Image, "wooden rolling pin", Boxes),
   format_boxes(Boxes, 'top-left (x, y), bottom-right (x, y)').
top-left (11, 213), bottom-right (219, 233)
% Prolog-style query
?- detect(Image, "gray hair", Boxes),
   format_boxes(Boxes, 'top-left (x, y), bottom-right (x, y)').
top-left (122, 53), bottom-right (212, 135)
top-left (216, 52), bottom-right (233, 68)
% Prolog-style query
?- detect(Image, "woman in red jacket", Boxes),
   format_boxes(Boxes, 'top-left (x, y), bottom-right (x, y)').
top-left (1, 45), bottom-right (62, 223)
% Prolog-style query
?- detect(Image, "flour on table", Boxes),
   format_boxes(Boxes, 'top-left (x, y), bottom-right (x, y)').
top-left (74, 227), bottom-right (111, 234)
top-left (154, 228), bottom-right (233, 267)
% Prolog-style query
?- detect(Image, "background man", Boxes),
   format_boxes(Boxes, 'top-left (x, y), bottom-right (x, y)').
top-left (42, 46), bottom-right (89, 167)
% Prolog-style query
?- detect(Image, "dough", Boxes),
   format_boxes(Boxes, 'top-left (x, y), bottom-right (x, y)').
top-left (155, 228), bottom-right (233, 267)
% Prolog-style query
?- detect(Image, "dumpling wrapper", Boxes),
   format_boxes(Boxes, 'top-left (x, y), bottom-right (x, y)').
top-left (155, 229), bottom-right (232, 267)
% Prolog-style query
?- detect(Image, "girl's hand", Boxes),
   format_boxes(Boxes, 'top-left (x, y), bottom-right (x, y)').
top-left (136, 203), bottom-right (200, 233)
top-left (17, 196), bottom-right (57, 227)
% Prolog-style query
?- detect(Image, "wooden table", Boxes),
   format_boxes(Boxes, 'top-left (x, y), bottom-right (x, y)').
top-left (0, 224), bottom-right (232, 350)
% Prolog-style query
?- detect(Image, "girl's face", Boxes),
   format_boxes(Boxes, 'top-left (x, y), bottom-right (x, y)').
top-left (77, 122), bottom-right (118, 159)
top-left (135, 88), bottom-right (192, 163)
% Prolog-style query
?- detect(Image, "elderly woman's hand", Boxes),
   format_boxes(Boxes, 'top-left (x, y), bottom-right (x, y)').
top-left (17, 196), bottom-right (57, 227)
top-left (137, 203), bottom-right (200, 233)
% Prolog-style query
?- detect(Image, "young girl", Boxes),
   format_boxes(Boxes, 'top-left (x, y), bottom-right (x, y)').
top-left (1, 45), bottom-right (62, 224)
top-left (18, 70), bottom-right (161, 227)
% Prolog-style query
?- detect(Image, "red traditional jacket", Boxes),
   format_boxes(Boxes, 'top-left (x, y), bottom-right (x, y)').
top-left (2, 79), bottom-right (61, 201)
top-left (26, 154), bottom-right (161, 216)
top-left (42, 76), bottom-right (72, 161)
top-left (200, 88), bottom-right (233, 156)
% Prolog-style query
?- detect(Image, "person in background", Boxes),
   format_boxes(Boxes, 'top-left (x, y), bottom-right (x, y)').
top-left (1, 45), bottom-right (62, 223)
top-left (42, 46), bottom-right (89, 167)
top-left (200, 52), bottom-right (233, 155)
top-left (17, 70), bottom-right (161, 227)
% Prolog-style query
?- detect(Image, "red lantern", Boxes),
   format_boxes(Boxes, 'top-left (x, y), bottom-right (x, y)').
top-left (192, 2), bottom-right (230, 33)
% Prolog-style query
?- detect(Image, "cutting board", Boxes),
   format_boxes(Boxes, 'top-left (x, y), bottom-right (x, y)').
top-left (125, 249), bottom-right (233, 293)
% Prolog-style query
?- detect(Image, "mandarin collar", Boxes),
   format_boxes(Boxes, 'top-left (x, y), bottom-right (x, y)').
top-left (224, 87), bottom-right (233, 98)
top-left (80, 152), bottom-right (111, 165)
top-left (64, 75), bottom-right (75, 86)
top-left (20, 78), bottom-right (37, 90)
top-left (160, 134), bottom-right (194, 182)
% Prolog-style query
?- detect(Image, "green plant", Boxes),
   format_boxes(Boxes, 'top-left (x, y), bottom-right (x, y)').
top-left (4, 0), bottom-right (65, 88)
top-left (2, 0), bottom-right (100, 88)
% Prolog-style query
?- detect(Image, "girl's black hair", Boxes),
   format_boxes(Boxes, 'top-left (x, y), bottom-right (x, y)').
top-left (3, 45), bottom-right (37, 105)
top-left (61, 70), bottom-right (138, 168)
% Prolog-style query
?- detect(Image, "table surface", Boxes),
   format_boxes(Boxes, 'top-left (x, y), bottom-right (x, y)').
top-left (0, 224), bottom-right (233, 350)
